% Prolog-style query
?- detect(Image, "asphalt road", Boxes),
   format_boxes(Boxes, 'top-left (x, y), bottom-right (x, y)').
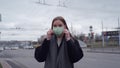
top-left (0, 49), bottom-right (120, 68)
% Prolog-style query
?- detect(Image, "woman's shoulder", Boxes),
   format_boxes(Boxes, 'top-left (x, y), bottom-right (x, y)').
top-left (70, 37), bottom-right (78, 42)
top-left (38, 35), bottom-right (47, 44)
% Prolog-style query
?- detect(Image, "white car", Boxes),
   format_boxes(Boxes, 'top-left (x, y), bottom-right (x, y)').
top-left (23, 46), bottom-right (34, 49)
top-left (4, 46), bottom-right (12, 50)
top-left (11, 46), bottom-right (19, 50)
top-left (78, 40), bottom-right (87, 48)
top-left (0, 47), bottom-right (4, 51)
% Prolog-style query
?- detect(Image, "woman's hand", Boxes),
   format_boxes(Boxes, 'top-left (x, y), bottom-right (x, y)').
top-left (47, 29), bottom-right (53, 40)
top-left (64, 29), bottom-right (71, 41)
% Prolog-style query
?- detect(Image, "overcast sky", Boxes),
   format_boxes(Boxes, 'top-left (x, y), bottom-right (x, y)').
top-left (0, 0), bottom-right (120, 41)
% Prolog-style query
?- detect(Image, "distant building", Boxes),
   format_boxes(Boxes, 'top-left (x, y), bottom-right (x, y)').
top-left (102, 31), bottom-right (119, 41)
top-left (0, 41), bottom-right (32, 48)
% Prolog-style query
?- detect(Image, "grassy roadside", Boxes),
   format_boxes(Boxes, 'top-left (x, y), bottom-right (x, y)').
top-left (87, 41), bottom-right (119, 48)
top-left (0, 62), bottom-right (3, 68)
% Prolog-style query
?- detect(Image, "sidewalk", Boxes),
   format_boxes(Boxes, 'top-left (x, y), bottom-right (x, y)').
top-left (87, 47), bottom-right (120, 54)
top-left (0, 59), bottom-right (12, 68)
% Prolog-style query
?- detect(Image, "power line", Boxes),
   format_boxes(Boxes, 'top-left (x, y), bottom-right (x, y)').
top-left (36, 0), bottom-right (67, 7)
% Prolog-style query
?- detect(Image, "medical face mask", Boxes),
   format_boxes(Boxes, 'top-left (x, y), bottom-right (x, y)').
top-left (53, 26), bottom-right (64, 37)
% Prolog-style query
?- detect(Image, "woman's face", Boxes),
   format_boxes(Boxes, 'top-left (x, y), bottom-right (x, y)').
top-left (53, 20), bottom-right (66, 29)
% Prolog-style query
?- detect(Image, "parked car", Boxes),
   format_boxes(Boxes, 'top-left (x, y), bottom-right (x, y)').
top-left (4, 46), bottom-right (12, 50)
top-left (0, 47), bottom-right (4, 51)
top-left (78, 40), bottom-right (87, 48)
top-left (11, 46), bottom-right (19, 50)
top-left (23, 46), bottom-right (34, 49)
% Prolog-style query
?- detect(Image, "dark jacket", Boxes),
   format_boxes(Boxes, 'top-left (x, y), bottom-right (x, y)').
top-left (35, 36), bottom-right (83, 68)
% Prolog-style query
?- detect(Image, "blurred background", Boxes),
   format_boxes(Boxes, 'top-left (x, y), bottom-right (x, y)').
top-left (0, 0), bottom-right (120, 68)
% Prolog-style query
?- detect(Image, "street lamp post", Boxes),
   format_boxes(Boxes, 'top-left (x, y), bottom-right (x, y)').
top-left (101, 21), bottom-right (105, 47)
top-left (118, 17), bottom-right (120, 46)
top-left (0, 32), bottom-right (1, 40)
top-left (0, 13), bottom-right (1, 22)
top-left (0, 13), bottom-right (1, 40)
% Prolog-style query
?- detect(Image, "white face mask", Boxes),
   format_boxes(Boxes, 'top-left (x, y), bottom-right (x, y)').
top-left (53, 26), bottom-right (64, 37)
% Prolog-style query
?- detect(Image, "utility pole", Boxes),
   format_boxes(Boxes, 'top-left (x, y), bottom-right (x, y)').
top-left (0, 14), bottom-right (1, 40)
top-left (0, 13), bottom-right (1, 22)
top-left (102, 20), bottom-right (105, 47)
top-left (0, 32), bottom-right (1, 41)
top-left (118, 17), bottom-right (120, 46)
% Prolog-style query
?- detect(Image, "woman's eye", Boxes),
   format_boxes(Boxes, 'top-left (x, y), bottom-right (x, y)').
top-left (59, 25), bottom-right (62, 27)
top-left (53, 25), bottom-right (57, 27)
top-left (53, 25), bottom-right (62, 27)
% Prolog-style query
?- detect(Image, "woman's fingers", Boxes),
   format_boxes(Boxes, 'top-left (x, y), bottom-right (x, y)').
top-left (64, 29), bottom-right (71, 40)
top-left (47, 29), bottom-right (53, 35)
top-left (47, 29), bottom-right (53, 40)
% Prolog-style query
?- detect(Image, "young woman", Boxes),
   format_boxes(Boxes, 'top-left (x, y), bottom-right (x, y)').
top-left (35, 16), bottom-right (83, 68)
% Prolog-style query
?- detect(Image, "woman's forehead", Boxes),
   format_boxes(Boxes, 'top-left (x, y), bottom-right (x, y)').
top-left (53, 20), bottom-right (64, 25)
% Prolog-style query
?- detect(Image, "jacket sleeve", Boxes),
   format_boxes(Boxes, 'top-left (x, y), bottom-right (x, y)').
top-left (67, 39), bottom-right (84, 63)
top-left (34, 39), bottom-right (50, 62)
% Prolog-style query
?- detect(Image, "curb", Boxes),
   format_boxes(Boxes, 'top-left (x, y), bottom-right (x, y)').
top-left (87, 50), bottom-right (120, 54)
top-left (0, 60), bottom-right (12, 68)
